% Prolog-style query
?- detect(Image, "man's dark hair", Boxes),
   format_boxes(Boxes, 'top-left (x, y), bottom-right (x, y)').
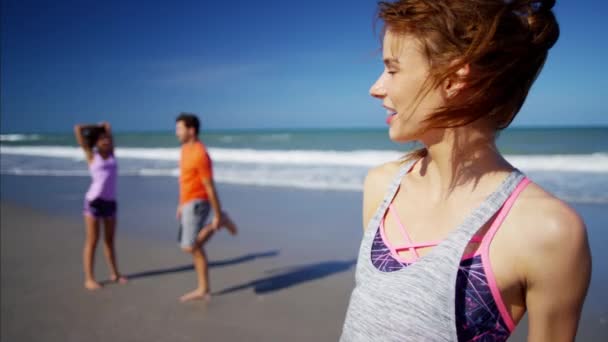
top-left (176, 112), bottom-right (200, 135)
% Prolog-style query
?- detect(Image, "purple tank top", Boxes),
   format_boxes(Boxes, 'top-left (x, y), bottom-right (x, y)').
top-left (85, 152), bottom-right (117, 201)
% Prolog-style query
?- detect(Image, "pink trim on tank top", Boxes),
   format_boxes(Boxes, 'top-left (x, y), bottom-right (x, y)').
top-left (380, 208), bottom-right (484, 265)
top-left (378, 176), bottom-right (531, 332)
top-left (480, 178), bottom-right (531, 332)
top-left (388, 204), bottom-right (420, 258)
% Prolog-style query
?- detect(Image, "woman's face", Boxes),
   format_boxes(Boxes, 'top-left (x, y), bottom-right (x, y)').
top-left (95, 132), bottom-right (112, 152)
top-left (370, 31), bottom-right (445, 143)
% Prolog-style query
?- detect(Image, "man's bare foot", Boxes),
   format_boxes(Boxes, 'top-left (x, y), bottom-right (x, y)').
top-left (179, 289), bottom-right (211, 302)
top-left (221, 213), bottom-right (238, 236)
top-left (110, 274), bottom-right (128, 285)
top-left (84, 279), bottom-right (103, 291)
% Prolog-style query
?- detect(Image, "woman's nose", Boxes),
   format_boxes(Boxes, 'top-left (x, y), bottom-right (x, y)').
top-left (370, 77), bottom-right (386, 99)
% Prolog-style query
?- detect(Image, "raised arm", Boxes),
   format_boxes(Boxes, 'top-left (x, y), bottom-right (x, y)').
top-left (100, 121), bottom-right (114, 154)
top-left (73, 124), bottom-right (95, 163)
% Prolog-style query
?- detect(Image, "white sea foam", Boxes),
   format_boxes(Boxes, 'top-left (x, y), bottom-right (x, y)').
top-left (0, 134), bottom-right (41, 142)
top-left (1, 146), bottom-right (607, 202)
top-left (2, 146), bottom-right (608, 172)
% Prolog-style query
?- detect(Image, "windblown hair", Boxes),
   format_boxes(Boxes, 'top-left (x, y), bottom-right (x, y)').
top-left (377, 0), bottom-right (559, 156)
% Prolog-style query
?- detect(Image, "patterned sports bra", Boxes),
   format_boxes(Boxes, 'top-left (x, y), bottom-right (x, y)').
top-left (370, 193), bottom-right (529, 341)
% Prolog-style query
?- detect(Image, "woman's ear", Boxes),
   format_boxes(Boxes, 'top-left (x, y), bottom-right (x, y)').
top-left (444, 64), bottom-right (470, 98)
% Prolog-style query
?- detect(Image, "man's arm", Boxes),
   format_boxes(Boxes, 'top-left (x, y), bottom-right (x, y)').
top-left (524, 205), bottom-right (591, 341)
top-left (202, 178), bottom-right (222, 228)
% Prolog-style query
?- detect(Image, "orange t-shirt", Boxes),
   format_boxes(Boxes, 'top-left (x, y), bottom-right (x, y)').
top-left (179, 141), bottom-right (213, 204)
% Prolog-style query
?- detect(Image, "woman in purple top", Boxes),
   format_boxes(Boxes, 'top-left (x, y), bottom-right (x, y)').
top-left (74, 122), bottom-right (127, 290)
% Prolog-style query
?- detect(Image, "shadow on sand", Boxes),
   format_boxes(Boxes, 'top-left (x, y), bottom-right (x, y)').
top-left (214, 259), bottom-right (356, 295)
top-left (114, 250), bottom-right (280, 283)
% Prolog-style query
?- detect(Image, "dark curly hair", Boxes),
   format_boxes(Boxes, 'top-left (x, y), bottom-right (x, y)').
top-left (83, 126), bottom-right (107, 149)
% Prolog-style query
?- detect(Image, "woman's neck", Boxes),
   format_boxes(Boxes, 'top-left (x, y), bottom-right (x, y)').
top-left (98, 149), bottom-right (111, 158)
top-left (417, 125), bottom-right (513, 199)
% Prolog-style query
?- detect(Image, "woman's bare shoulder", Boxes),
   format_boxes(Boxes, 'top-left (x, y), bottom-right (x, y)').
top-left (361, 161), bottom-right (404, 230)
top-left (364, 161), bottom-right (403, 193)
top-left (509, 182), bottom-right (588, 272)
top-left (516, 183), bottom-right (585, 239)
top-left (506, 182), bottom-right (591, 327)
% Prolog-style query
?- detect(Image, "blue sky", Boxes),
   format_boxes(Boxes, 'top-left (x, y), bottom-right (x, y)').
top-left (1, 0), bottom-right (607, 133)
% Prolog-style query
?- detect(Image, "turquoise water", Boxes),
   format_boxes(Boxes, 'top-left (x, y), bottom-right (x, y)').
top-left (2, 127), bottom-right (608, 154)
top-left (1, 127), bottom-right (607, 202)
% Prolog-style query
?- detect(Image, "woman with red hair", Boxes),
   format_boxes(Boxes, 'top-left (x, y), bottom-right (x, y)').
top-left (341, 1), bottom-right (590, 341)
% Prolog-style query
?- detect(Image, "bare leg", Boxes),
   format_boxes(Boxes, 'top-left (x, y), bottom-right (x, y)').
top-left (83, 215), bottom-right (102, 290)
top-left (204, 212), bottom-right (237, 235)
top-left (195, 225), bottom-right (216, 246)
top-left (180, 230), bottom-right (214, 302)
top-left (220, 211), bottom-right (238, 235)
top-left (102, 217), bottom-right (127, 284)
top-left (179, 212), bottom-right (236, 301)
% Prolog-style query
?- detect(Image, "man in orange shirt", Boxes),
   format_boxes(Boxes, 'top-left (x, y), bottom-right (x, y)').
top-left (175, 113), bottom-right (236, 302)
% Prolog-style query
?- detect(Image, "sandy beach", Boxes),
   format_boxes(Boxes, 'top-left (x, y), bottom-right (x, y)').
top-left (1, 176), bottom-right (361, 342)
top-left (2, 175), bottom-right (607, 341)
top-left (2, 0), bottom-right (607, 339)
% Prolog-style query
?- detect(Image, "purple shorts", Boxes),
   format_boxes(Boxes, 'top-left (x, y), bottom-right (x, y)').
top-left (84, 198), bottom-right (117, 218)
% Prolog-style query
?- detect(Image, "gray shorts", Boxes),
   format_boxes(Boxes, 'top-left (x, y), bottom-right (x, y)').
top-left (178, 199), bottom-right (211, 249)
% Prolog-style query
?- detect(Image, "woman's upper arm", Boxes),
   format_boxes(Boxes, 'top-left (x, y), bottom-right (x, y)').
top-left (524, 205), bottom-right (591, 341)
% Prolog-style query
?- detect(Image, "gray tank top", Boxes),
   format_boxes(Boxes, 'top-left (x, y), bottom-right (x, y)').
top-left (340, 161), bottom-right (525, 341)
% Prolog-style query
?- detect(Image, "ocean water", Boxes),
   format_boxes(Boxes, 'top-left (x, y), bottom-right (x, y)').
top-left (1, 127), bottom-right (607, 203)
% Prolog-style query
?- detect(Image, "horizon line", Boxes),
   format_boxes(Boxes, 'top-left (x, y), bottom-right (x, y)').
top-left (1, 124), bottom-right (608, 135)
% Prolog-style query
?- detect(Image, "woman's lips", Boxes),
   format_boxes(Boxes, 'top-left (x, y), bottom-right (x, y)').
top-left (386, 109), bottom-right (397, 125)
